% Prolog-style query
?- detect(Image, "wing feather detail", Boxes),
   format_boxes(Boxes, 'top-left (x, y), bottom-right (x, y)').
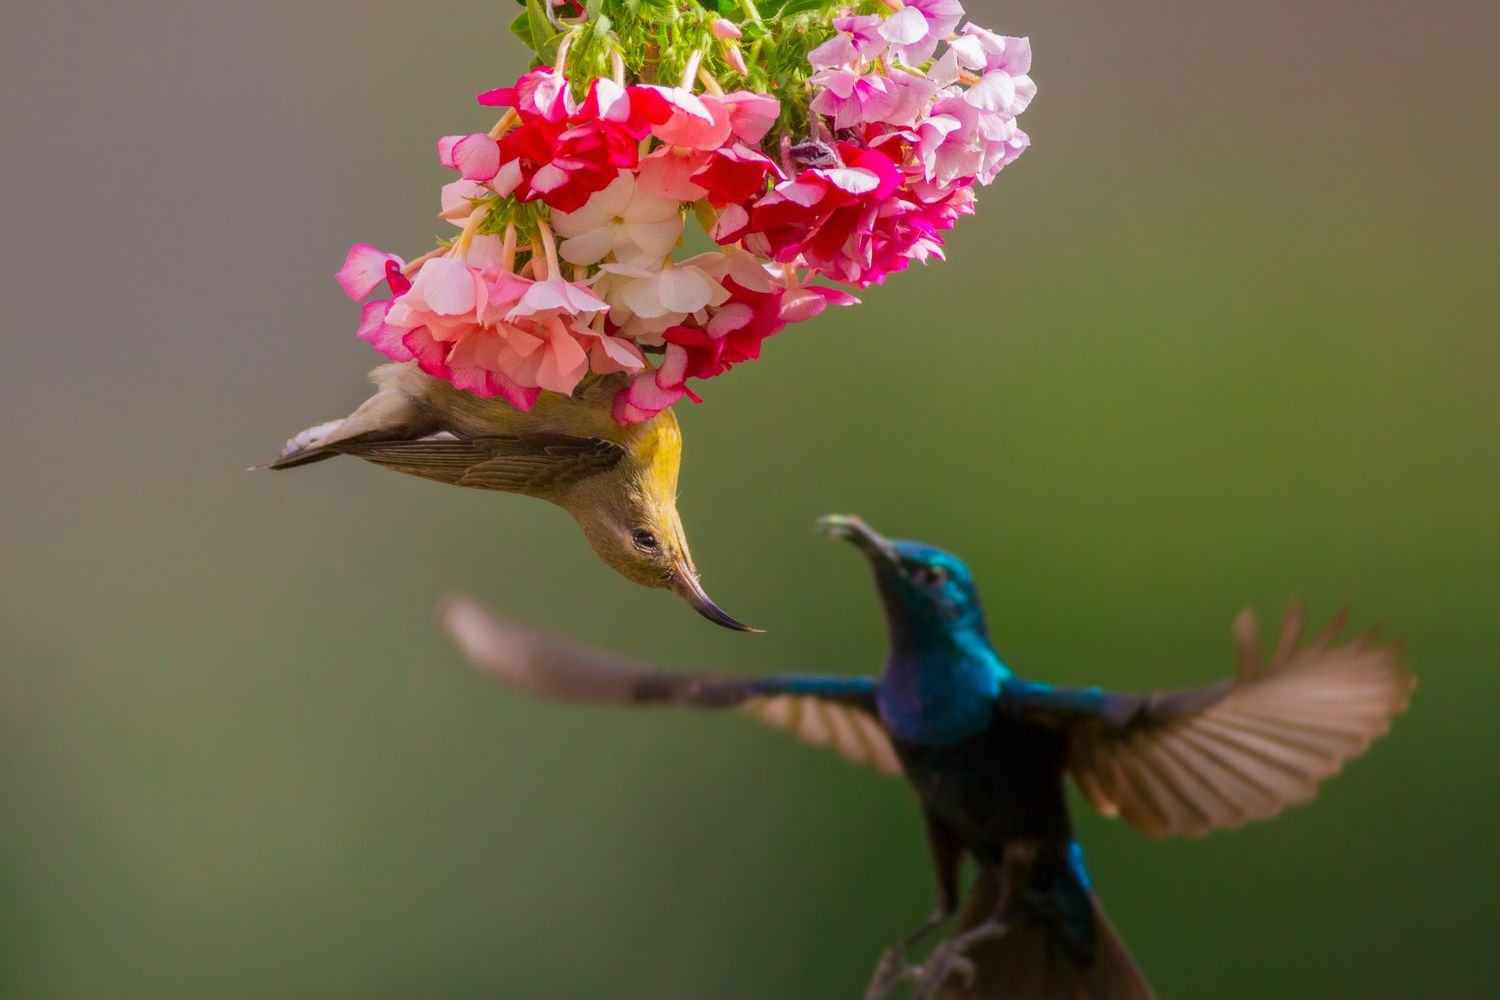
top-left (744, 695), bottom-right (903, 776)
top-left (442, 595), bottom-right (900, 774)
top-left (340, 433), bottom-right (623, 494)
top-left (1068, 607), bottom-right (1414, 838)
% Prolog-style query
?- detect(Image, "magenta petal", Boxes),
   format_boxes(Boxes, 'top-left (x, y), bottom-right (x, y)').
top-left (336, 244), bottom-right (403, 301)
top-left (477, 86), bottom-right (516, 107)
top-left (355, 301), bottom-right (414, 362)
top-left (402, 326), bottom-right (450, 379)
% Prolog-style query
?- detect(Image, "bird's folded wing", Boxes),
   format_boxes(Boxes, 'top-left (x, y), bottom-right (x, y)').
top-left (1015, 607), bottom-right (1414, 838)
top-left (339, 433), bottom-right (623, 494)
top-left (441, 595), bottom-right (901, 774)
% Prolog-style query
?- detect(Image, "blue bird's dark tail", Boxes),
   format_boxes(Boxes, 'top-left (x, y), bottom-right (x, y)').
top-left (937, 867), bottom-right (1153, 1000)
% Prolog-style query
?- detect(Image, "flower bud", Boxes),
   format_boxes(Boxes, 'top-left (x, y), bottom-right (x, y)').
top-left (711, 17), bottom-right (743, 39)
top-left (724, 43), bottom-right (749, 76)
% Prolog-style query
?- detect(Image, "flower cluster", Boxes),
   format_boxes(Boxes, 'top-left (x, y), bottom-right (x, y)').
top-left (338, 0), bottom-right (1032, 422)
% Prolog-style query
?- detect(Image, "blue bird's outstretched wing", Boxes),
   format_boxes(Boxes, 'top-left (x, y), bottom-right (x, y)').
top-left (1004, 607), bottom-right (1414, 838)
top-left (442, 595), bottom-right (903, 774)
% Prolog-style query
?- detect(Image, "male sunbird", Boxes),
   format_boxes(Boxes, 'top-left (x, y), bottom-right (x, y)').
top-left (262, 362), bottom-right (751, 630)
top-left (441, 514), bottom-right (1413, 998)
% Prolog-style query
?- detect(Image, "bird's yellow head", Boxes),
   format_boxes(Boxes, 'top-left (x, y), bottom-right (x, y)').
top-left (563, 410), bottom-right (757, 631)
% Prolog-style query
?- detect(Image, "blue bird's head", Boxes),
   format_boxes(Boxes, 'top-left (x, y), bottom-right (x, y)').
top-left (818, 514), bottom-right (989, 652)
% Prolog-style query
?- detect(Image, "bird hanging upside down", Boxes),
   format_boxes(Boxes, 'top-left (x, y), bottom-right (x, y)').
top-left (441, 514), bottom-right (1414, 999)
top-left (261, 361), bottom-right (752, 630)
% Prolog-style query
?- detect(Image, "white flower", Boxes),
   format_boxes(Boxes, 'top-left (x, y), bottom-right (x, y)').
top-left (552, 171), bottom-right (684, 267)
top-left (597, 254), bottom-right (732, 321)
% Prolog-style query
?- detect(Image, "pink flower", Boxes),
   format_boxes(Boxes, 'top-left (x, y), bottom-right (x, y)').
top-left (337, 244), bottom-right (409, 300)
top-left (507, 276), bottom-right (609, 321)
top-left (477, 66), bottom-right (571, 122)
top-left (635, 146), bottom-right (712, 202)
top-left (526, 120), bottom-right (639, 212)
top-left (720, 91), bottom-right (781, 144)
top-left (831, 14), bottom-right (888, 58)
top-left (438, 133), bottom-right (503, 182)
top-left (880, 0), bottom-right (964, 65)
top-left (914, 95), bottom-right (1028, 187)
top-left (612, 362), bottom-right (689, 424)
top-left (691, 144), bottom-right (778, 205)
top-left (647, 90), bottom-right (732, 150)
top-left (578, 79), bottom-right (670, 140)
top-left (809, 68), bottom-right (898, 130)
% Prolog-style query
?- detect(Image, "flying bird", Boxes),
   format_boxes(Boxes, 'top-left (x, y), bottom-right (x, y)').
top-left (261, 362), bottom-right (752, 630)
top-left (440, 514), bottom-right (1414, 999)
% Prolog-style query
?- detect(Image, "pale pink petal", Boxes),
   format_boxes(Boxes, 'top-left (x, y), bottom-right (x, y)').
top-left (463, 234), bottom-right (507, 272)
top-left (711, 204), bottom-right (750, 243)
top-left (817, 167), bottom-right (881, 196)
top-left (437, 135), bottom-right (463, 169)
top-left (507, 278), bottom-right (609, 319)
top-left (409, 257), bottom-right (478, 316)
top-left (440, 179), bottom-right (491, 222)
top-left (964, 71), bottom-right (1017, 114)
top-left (708, 303), bottom-right (754, 336)
top-left (722, 91), bottom-right (781, 144)
top-left (651, 96), bottom-right (733, 149)
top-left (781, 286), bottom-right (859, 323)
top-left (336, 244), bottom-right (403, 301)
top-left (808, 34), bottom-right (858, 70)
top-left (491, 160), bottom-right (523, 198)
top-left (637, 85), bottom-right (714, 124)
top-left (879, 7), bottom-right (927, 45)
top-left (636, 148), bottom-right (710, 201)
top-left (724, 249), bottom-right (775, 292)
top-left (656, 343), bottom-right (691, 386)
top-left (534, 322), bottom-right (590, 394)
top-left (453, 134), bottom-right (501, 182)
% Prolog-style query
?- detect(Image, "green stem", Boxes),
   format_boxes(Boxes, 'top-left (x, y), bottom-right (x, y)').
top-left (738, 0), bottom-right (763, 27)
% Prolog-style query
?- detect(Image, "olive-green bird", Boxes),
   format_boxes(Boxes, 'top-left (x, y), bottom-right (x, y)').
top-left (261, 361), bottom-right (751, 630)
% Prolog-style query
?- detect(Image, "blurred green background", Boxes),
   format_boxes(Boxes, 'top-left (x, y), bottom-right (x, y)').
top-left (2, 0), bottom-right (1496, 996)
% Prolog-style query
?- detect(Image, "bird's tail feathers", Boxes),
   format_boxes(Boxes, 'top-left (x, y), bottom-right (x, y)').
top-left (256, 377), bottom-right (434, 471)
top-left (257, 419), bottom-right (346, 470)
top-left (938, 870), bottom-right (1152, 1000)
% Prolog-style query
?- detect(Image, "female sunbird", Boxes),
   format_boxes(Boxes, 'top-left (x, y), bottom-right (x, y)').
top-left (441, 514), bottom-right (1413, 999)
top-left (262, 362), bottom-right (751, 630)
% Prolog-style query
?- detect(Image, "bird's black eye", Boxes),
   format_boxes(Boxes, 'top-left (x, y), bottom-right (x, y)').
top-left (632, 529), bottom-right (660, 552)
top-left (911, 564), bottom-right (950, 587)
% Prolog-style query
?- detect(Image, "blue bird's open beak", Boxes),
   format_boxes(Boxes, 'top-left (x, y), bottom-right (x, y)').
top-left (816, 514), bottom-right (899, 566)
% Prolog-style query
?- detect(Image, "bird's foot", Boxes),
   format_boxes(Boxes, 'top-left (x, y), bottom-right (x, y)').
top-left (863, 946), bottom-right (919, 1000)
top-left (909, 940), bottom-right (977, 1000)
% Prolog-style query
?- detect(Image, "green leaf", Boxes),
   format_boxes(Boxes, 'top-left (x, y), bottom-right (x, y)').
top-left (510, 11), bottom-right (534, 48)
top-left (775, 0), bottom-right (825, 16)
top-left (524, 0), bottom-right (558, 55)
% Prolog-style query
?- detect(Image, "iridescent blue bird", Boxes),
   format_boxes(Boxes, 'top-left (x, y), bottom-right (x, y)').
top-left (442, 515), bottom-right (1414, 999)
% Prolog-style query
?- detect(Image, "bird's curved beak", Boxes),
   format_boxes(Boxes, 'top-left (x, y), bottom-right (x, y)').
top-left (673, 567), bottom-right (761, 632)
top-left (817, 514), bottom-right (898, 566)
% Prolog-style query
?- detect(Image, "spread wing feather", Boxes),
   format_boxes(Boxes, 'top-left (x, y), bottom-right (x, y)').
top-left (1064, 607), bottom-right (1414, 838)
top-left (441, 595), bottom-right (901, 774)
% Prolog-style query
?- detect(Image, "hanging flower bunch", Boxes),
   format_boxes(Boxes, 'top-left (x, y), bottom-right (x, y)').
top-left (338, 0), bottom-right (1034, 423)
